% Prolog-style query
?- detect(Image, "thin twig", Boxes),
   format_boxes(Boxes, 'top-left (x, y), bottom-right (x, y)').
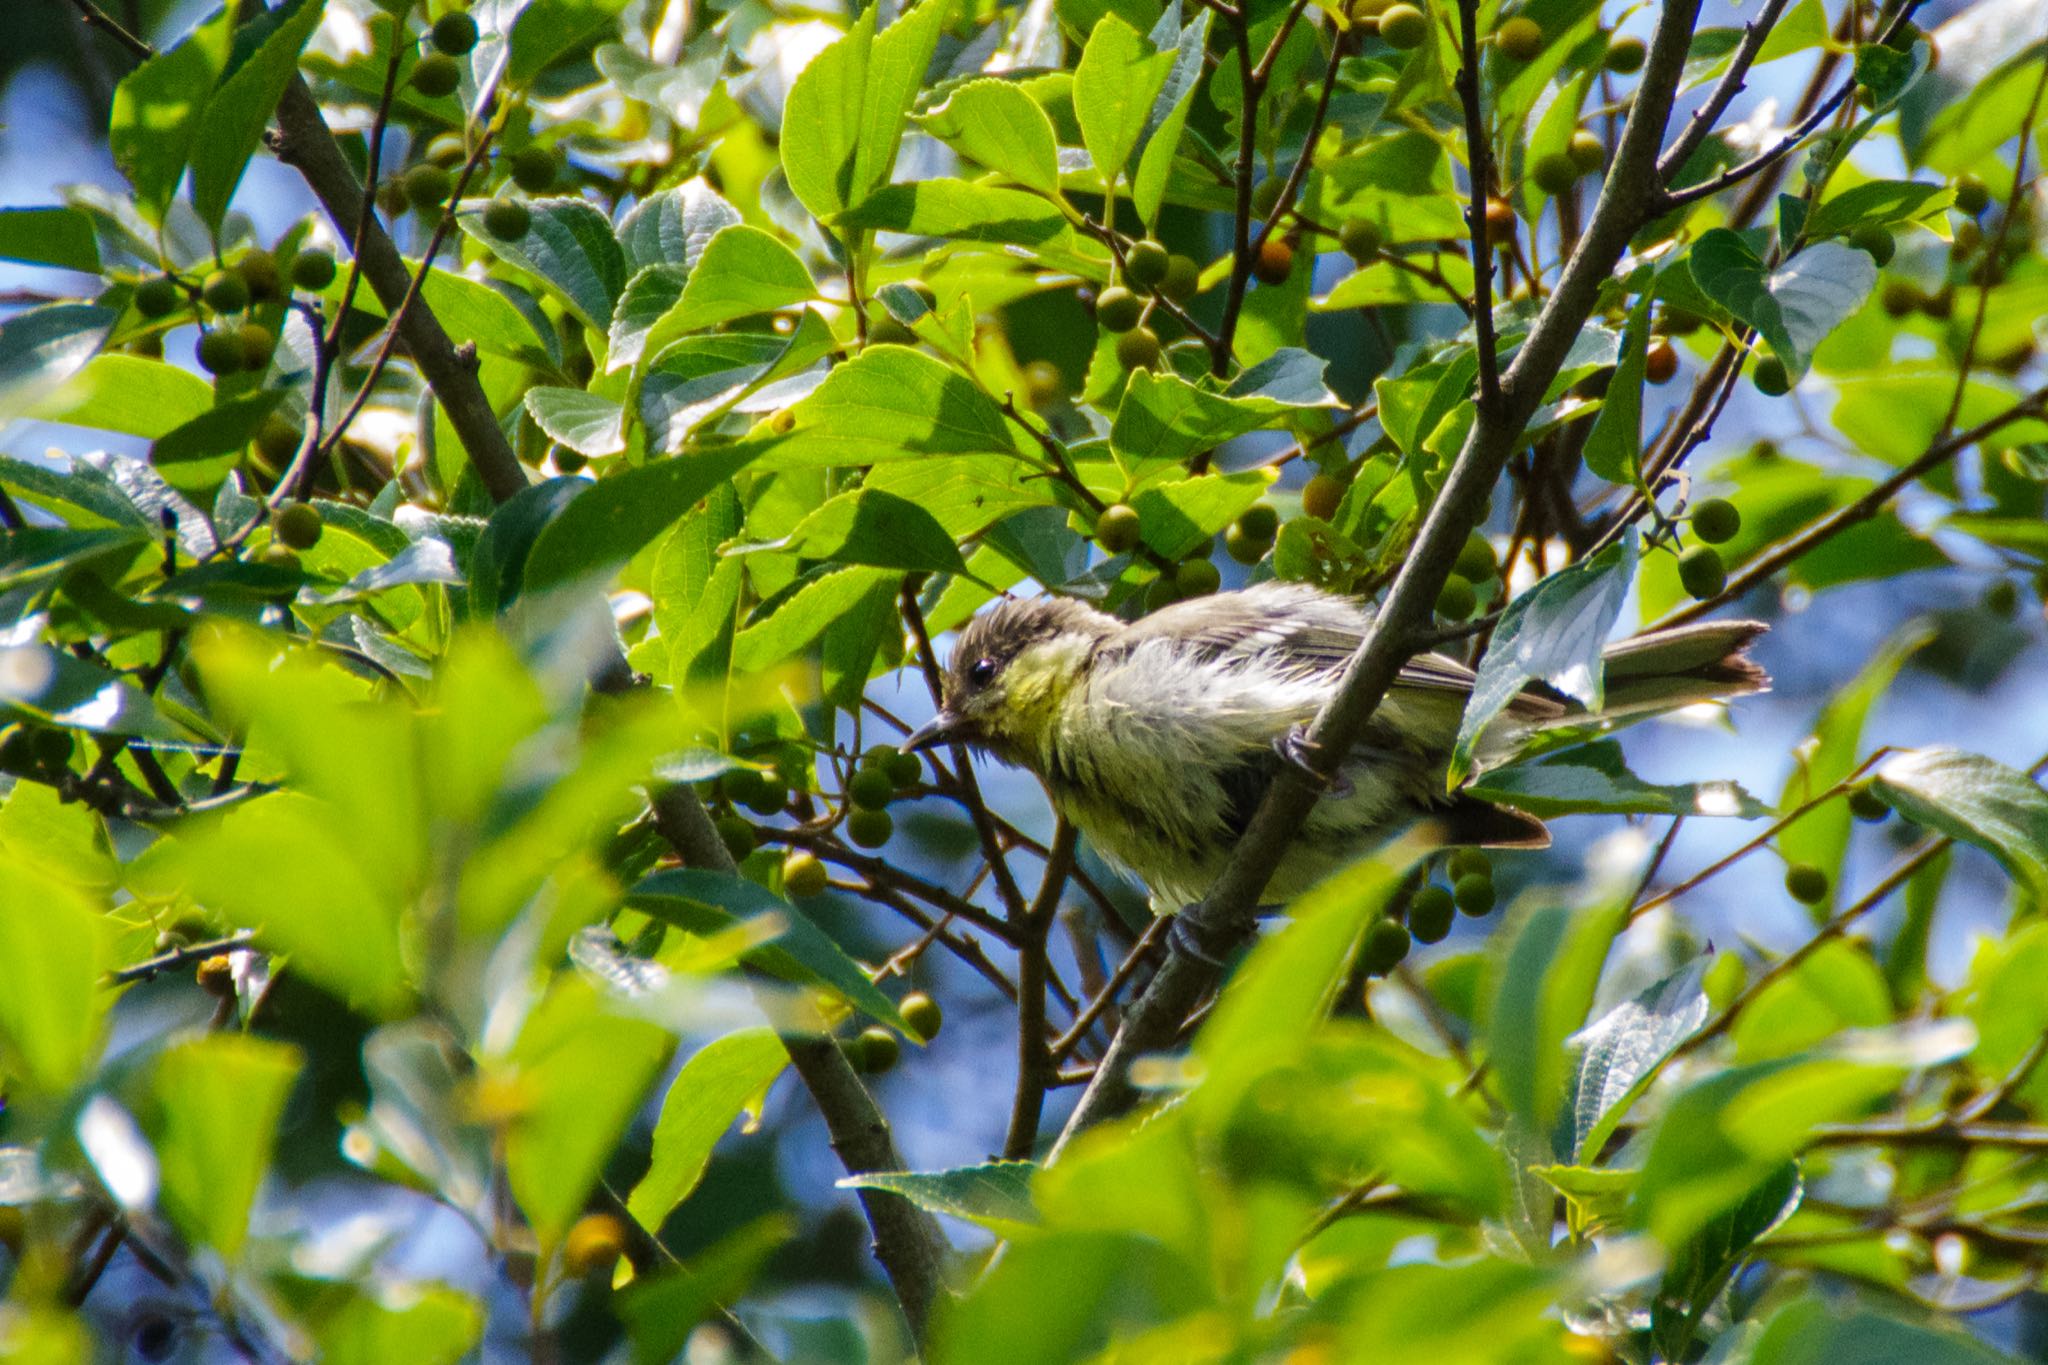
top-left (1005, 820), bottom-right (1077, 1159)
top-left (1453, 0), bottom-right (1501, 410)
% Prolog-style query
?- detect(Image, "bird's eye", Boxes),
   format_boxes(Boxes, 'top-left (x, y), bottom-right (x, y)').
top-left (967, 657), bottom-right (998, 687)
top-left (131, 1313), bottom-right (181, 1363)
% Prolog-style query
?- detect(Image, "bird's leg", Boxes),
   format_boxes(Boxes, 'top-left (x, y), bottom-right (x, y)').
top-left (1274, 726), bottom-right (1354, 798)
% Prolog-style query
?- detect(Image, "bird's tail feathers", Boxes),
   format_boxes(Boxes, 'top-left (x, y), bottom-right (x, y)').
top-left (1593, 619), bottom-right (1769, 719)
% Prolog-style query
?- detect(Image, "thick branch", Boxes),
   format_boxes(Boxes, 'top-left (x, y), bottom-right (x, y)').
top-left (1050, 0), bottom-right (1705, 1154)
top-left (271, 78), bottom-right (528, 503)
top-left (648, 785), bottom-right (949, 1341)
top-left (1656, 0), bottom-right (1792, 181)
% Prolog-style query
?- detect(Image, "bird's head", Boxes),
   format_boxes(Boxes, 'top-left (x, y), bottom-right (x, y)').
top-left (901, 596), bottom-right (1117, 765)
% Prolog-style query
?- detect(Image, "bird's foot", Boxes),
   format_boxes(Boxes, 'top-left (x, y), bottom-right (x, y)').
top-left (1274, 726), bottom-right (1353, 798)
top-left (1167, 911), bottom-right (1233, 969)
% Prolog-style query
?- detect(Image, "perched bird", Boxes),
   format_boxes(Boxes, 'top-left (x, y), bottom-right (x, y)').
top-left (902, 582), bottom-right (1767, 909)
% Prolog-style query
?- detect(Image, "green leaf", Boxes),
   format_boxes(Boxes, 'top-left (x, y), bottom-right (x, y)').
top-left (0, 863), bottom-right (108, 1095)
top-left (0, 643), bottom-right (186, 740)
top-left (780, 0), bottom-right (952, 225)
top-left (319, 1286), bottom-right (484, 1365)
top-left (30, 352), bottom-right (218, 438)
top-left (628, 869), bottom-right (910, 1032)
top-left (1469, 741), bottom-right (1768, 819)
top-left (838, 1162), bottom-right (1039, 1237)
top-left (1804, 179), bottom-right (1953, 241)
top-left (0, 208), bottom-right (100, 274)
top-left (519, 444), bottom-right (763, 595)
top-left (1583, 289), bottom-right (1651, 485)
top-left (1967, 921), bottom-right (2048, 1078)
top-left (778, 488), bottom-right (967, 572)
top-left (188, 0), bottom-right (326, 233)
top-left (617, 179), bottom-right (741, 276)
top-left (657, 224), bottom-right (815, 334)
top-left (1872, 747), bottom-right (2048, 904)
top-left (732, 564), bottom-right (898, 671)
top-left (760, 345), bottom-right (1030, 467)
top-left (1129, 9), bottom-right (1211, 227)
top-left (0, 527), bottom-right (149, 592)
top-left (1129, 472), bottom-right (1268, 560)
top-left (621, 1218), bottom-right (791, 1365)
top-left (607, 265), bottom-right (690, 373)
top-left (628, 1028), bottom-right (787, 1230)
top-left (1073, 17), bottom-right (1176, 188)
top-left (1485, 894), bottom-right (1628, 1141)
top-left (1565, 961), bottom-right (1711, 1163)
top-left (1689, 230), bottom-right (1876, 378)
top-left (1110, 349), bottom-right (1339, 468)
top-left (863, 454), bottom-right (1056, 539)
top-left (523, 387), bottom-right (626, 458)
top-left (1745, 1299), bottom-right (2009, 1364)
top-left (1651, 1162), bottom-right (1802, 1361)
top-left (107, 8), bottom-right (234, 224)
top-left (173, 793), bottom-right (411, 1016)
top-left (841, 181), bottom-right (1072, 246)
top-left (507, 0), bottom-right (633, 85)
top-left (149, 389), bottom-right (287, 496)
top-left (150, 1035), bottom-right (301, 1261)
top-left (467, 479), bottom-right (585, 617)
top-left (919, 80), bottom-right (1062, 197)
top-left (638, 333), bottom-right (791, 451)
top-left (461, 196), bottom-right (626, 332)
top-left (0, 305), bottom-right (115, 420)
top-left (1450, 531), bottom-right (1636, 786)
top-left (504, 979), bottom-right (672, 1247)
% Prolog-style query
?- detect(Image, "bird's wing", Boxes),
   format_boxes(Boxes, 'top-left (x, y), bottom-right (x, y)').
top-left (1117, 583), bottom-right (1564, 717)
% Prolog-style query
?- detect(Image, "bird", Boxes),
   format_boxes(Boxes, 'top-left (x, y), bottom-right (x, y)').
top-left (901, 581), bottom-right (1767, 910)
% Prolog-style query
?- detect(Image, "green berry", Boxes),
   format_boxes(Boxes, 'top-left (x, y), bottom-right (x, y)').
top-left (1604, 34), bottom-right (1646, 73)
top-left (236, 250), bottom-right (279, 304)
top-left (1160, 254), bottom-right (1201, 302)
top-left (1235, 504), bottom-right (1280, 542)
top-left (403, 162), bottom-right (455, 210)
top-left (742, 776), bottom-right (788, 815)
top-left (290, 249), bottom-right (337, 291)
top-left (273, 501), bottom-right (323, 550)
top-left (1144, 576), bottom-right (1182, 612)
top-left (1849, 224), bottom-right (1895, 266)
top-left (1095, 285), bottom-right (1143, 333)
top-left (1452, 873), bottom-right (1496, 916)
top-left (1703, 950), bottom-right (1748, 1010)
top-left (410, 52), bottom-right (461, 98)
top-left (1881, 279), bottom-right (1921, 317)
top-left (1953, 175), bottom-right (1991, 217)
top-left (1251, 178), bottom-right (1286, 218)
top-left (201, 269), bottom-right (248, 315)
top-left (847, 807), bottom-right (894, 848)
top-left (237, 322), bottom-right (275, 371)
top-left (483, 198), bottom-right (531, 240)
top-left (1224, 523), bottom-right (1268, 565)
top-left (1361, 919), bottom-right (1413, 976)
top-left (1174, 557), bottom-right (1222, 597)
top-left (1568, 130), bottom-right (1605, 173)
top-left (1676, 544), bottom-right (1727, 600)
top-left (783, 850), bottom-right (829, 898)
top-left (1751, 354), bottom-right (1790, 396)
top-left (1407, 885), bottom-right (1455, 944)
top-left (1338, 217), bottom-right (1384, 261)
top-left (1496, 16), bottom-right (1544, 59)
top-left (510, 146), bottom-right (560, 193)
top-left (1784, 863), bottom-right (1828, 905)
top-left (1435, 574), bottom-right (1477, 620)
top-left (858, 1026), bottom-right (900, 1074)
top-left (847, 766), bottom-right (895, 811)
top-left (1847, 785), bottom-right (1890, 823)
top-left (716, 813), bottom-right (756, 861)
top-left (1378, 3), bottom-right (1428, 49)
top-left (1126, 240), bottom-right (1171, 289)
top-left (1447, 848), bottom-right (1491, 882)
top-left (196, 329), bottom-right (243, 375)
top-left (1531, 152), bottom-right (1580, 196)
top-left (1096, 503), bottom-right (1143, 553)
top-left (868, 317), bottom-right (916, 347)
top-left (1115, 326), bottom-right (1161, 371)
top-left (875, 752), bottom-right (917, 790)
top-left (901, 991), bottom-right (943, 1042)
top-left (1302, 472), bottom-right (1343, 521)
top-left (432, 10), bottom-right (479, 54)
top-left (134, 276), bottom-right (180, 318)
top-left (1690, 497), bottom-right (1741, 545)
top-left (1455, 532), bottom-right (1498, 582)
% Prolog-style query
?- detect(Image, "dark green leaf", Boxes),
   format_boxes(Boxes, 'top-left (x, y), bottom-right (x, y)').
top-left (107, 8), bottom-right (234, 223)
top-left (0, 208), bottom-right (100, 274)
top-left (1583, 290), bottom-right (1650, 485)
top-left (1470, 741), bottom-right (1768, 819)
top-left (507, 0), bottom-right (633, 84)
top-left (1689, 230), bottom-right (1875, 378)
top-left (1565, 961), bottom-right (1711, 1163)
top-left (838, 1162), bottom-right (1039, 1236)
top-left (1804, 179), bottom-right (1953, 241)
top-left (779, 488), bottom-right (966, 572)
top-left (461, 196), bottom-right (626, 332)
top-left (523, 387), bottom-right (626, 458)
top-left (0, 305), bottom-right (115, 419)
top-left (0, 643), bottom-right (187, 740)
top-left (520, 444), bottom-right (764, 595)
top-left (188, 0), bottom-right (326, 232)
top-left (1872, 747), bottom-right (2048, 903)
top-left (617, 179), bottom-right (740, 276)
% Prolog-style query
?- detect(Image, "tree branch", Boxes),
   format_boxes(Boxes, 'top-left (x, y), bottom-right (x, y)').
top-left (271, 78), bottom-right (528, 504)
top-left (1005, 819), bottom-right (1076, 1159)
top-left (1656, 0), bottom-right (1792, 181)
top-left (1050, 0), bottom-right (1706, 1155)
top-left (1454, 0), bottom-right (1501, 410)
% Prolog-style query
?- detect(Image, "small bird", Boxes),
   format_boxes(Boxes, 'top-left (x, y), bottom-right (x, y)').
top-left (902, 582), bottom-right (1767, 909)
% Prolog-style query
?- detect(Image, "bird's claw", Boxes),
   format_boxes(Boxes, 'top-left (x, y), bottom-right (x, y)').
top-left (1274, 726), bottom-right (1353, 798)
top-left (1167, 911), bottom-right (1232, 968)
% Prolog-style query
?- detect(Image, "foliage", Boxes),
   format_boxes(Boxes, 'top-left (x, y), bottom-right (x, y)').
top-left (2, 0), bottom-right (2048, 1357)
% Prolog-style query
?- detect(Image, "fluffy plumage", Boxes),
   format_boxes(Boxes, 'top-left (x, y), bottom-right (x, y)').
top-left (908, 582), bottom-right (1767, 908)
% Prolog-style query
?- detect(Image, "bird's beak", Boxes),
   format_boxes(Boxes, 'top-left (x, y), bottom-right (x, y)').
top-left (901, 710), bottom-right (966, 753)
